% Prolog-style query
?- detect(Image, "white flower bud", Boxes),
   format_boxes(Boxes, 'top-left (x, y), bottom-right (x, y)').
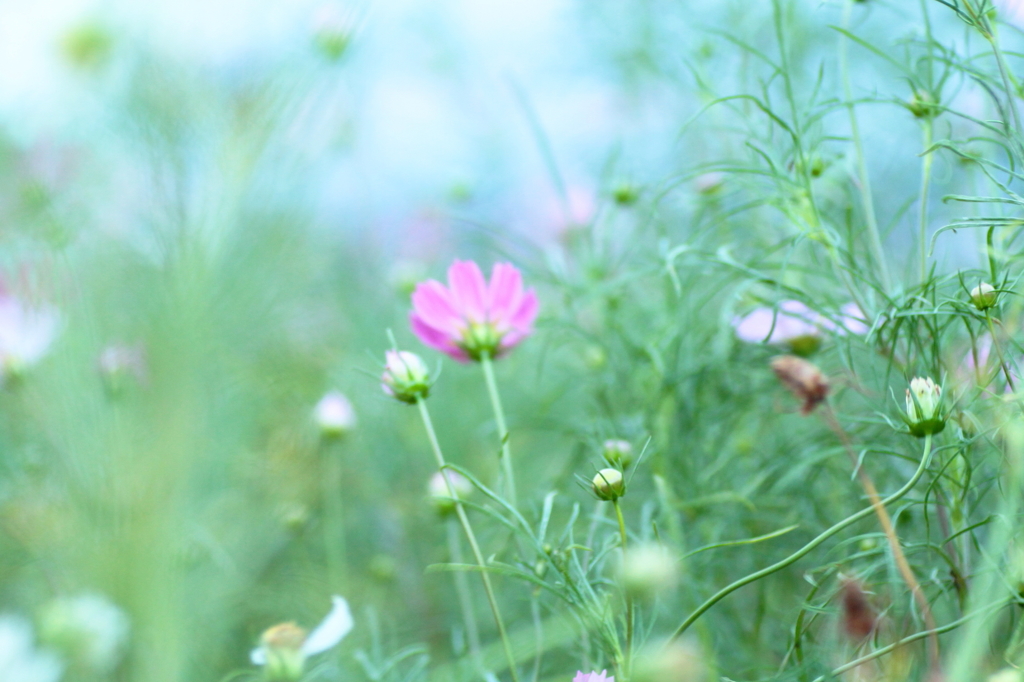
top-left (619, 543), bottom-right (677, 600)
top-left (314, 391), bottom-right (356, 437)
top-left (381, 351), bottom-right (430, 403)
top-left (904, 376), bottom-right (945, 437)
top-left (602, 439), bottom-right (634, 468)
top-left (632, 639), bottom-right (706, 682)
top-left (38, 593), bottom-right (129, 674)
top-left (427, 470), bottom-right (472, 515)
top-left (592, 468), bottom-right (625, 501)
top-left (971, 282), bottom-right (998, 310)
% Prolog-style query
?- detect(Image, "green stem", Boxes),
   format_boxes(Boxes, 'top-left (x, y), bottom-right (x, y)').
top-left (321, 442), bottom-right (347, 592)
top-left (840, 0), bottom-right (890, 292)
top-left (446, 519), bottom-right (482, 665)
top-left (481, 352), bottom-right (517, 508)
top-left (416, 398), bottom-right (520, 682)
top-left (986, 311), bottom-right (1017, 393)
top-left (669, 434), bottom-right (933, 640)
top-left (613, 499), bottom-right (633, 667)
top-left (815, 599), bottom-right (1010, 682)
top-left (919, 119), bottom-right (934, 283)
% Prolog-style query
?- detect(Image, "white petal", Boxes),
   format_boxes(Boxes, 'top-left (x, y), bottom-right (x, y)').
top-left (300, 596), bottom-right (353, 656)
top-left (250, 647), bottom-right (267, 665)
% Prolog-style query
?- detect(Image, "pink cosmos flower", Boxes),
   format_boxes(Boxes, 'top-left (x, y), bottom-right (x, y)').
top-left (410, 260), bottom-right (538, 362)
top-left (573, 671), bottom-right (613, 682)
top-left (733, 300), bottom-right (867, 345)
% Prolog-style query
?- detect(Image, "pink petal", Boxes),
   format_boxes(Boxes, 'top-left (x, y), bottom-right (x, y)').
top-left (508, 289), bottom-right (538, 332)
top-left (411, 281), bottom-right (466, 336)
top-left (447, 260), bottom-right (488, 323)
top-left (487, 263), bottom-right (524, 325)
top-left (410, 313), bottom-right (471, 362)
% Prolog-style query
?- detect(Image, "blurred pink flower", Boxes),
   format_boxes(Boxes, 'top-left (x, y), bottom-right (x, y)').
top-left (0, 292), bottom-right (60, 373)
top-left (410, 260), bottom-right (538, 362)
top-left (573, 671), bottom-right (613, 682)
top-left (733, 300), bottom-right (866, 345)
top-left (733, 300), bottom-right (818, 344)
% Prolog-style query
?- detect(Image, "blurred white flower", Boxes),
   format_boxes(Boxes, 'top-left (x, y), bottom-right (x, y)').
top-left (39, 592), bottom-right (129, 674)
top-left (0, 616), bottom-right (62, 682)
top-left (0, 293), bottom-right (60, 375)
top-left (314, 391), bottom-right (357, 437)
top-left (251, 596), bottom-right (353, 680)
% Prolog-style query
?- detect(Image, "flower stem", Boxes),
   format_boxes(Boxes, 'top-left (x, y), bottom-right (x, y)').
top-left (446, 519), bottom-right (482, 665)
top-left (918, 119), bottom-right (934, 283)
top-left (480, 352), bottom-right (517, 508)
top-left (321, 441), bottom-right (347, 592)
top-left (985, 311), bottom-right (1016, 393)
top-left (612, 499), bottom-right (633, 666)
top-left (839, 0), bottom-right (889, 293)
top-left (823, 408), bottom-right (940, 674)
top-left (669, 433), bottom-right (934, 641)
top-left (416, 398), bottom-right (520, 682)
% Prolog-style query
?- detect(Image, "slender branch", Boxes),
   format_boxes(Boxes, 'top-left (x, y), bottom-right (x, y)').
top-left (669, 433), bottom-right (934, 640)
top-left (823, 408), bottom-right (940, 674)
top-left (613, 499), bottom-right (633, 667)
top-left (416, 398), bottom-right (521, 682)
top-left (446, 519), bottom-right (482, 665)
top-left (481, 352), bottom-right (518, 508)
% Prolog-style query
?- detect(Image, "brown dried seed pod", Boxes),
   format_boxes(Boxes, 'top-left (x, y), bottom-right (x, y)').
top-left (770, 355), bottom-right (830, 414)
top-left (840, 578), bottom-right (876, 641)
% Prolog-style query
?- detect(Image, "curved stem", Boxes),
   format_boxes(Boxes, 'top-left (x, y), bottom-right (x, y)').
top-left (823, 408), bottom-right (939, 673)
top-left (613, 499), bottom-right (633, 666)
top-left (481, 353), bottom-right (517, 508)
top-left (669, 434), bottom-right (934, 641)
top-left (416, 398), bottom-right (520, 682)
top-left (321, 442), bottom-right (347, 592)
top-left (986, 311), bottom-right (1017, 393)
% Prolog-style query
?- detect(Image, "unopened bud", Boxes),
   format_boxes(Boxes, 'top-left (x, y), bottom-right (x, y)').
top-left (770, 355), bottom-right (829, 414)
top-left (619, 543), bottom-right (677, 600)
top-left (311, 5), bottom-right (353, 61)
top-left (694, 172), bottom-right (725, 195)
top-left (381, 350), bottom-right (430, 403)
top-left (592, 468), bottom-right (625, 501)
top-left (907, 89), bottom-right (939, 119)
top-left (632, 639), bottom-right (707, 682)
top-left (427, 470), bottom-right (472, 515)
top-left (971, 282), bottom-right (998, 310)
top-left (905, 376), bottom-right (945, 437)
top-left (38, 593), bottom-right (129, 674)
top-left (315, 391), bottom-right (356, 437)
top-left (602, 439), bottom-right (634, 469)
top-left (260, 623), bottom-right (307, 681)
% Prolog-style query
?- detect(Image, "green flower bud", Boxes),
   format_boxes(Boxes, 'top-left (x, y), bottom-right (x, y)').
top-left (427, 470), bottom-right (472, 516)
top-left (619, 543), bottom-right (677, 600)
top-left (904, 376), bottom-right (945, 437)
top-left (259, 623), bottom-right (307, 681)
top-left (381, 350), bottom-right (430, 403)
top-left (602, 439), bottom-right (634, 469)
top-left (971, 282), bottom-right (998, 310)
top-left (592, 468), bottom-right (625, 501)
top-left (632, 639), bottom-right (707, 682)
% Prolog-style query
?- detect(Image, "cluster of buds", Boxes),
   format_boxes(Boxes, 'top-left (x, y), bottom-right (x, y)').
top-left (381, 350), bottom-right (431, 403)
top-left (904, 376), bottom-right (946, 437)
